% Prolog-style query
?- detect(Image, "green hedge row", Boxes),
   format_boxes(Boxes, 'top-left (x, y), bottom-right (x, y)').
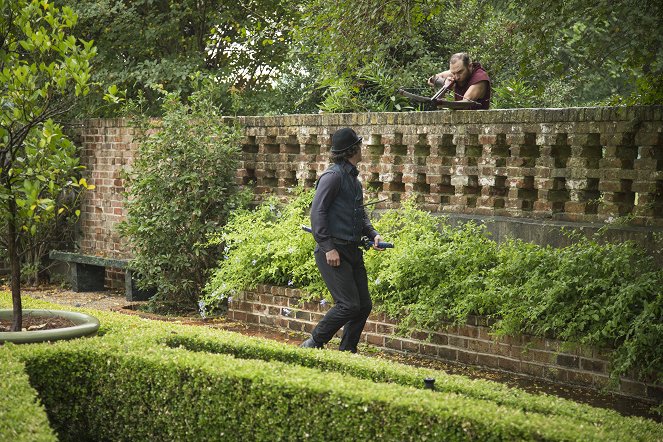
top-left (2, 294), bottom-right (662, 441)
top-left (0, 352), bottom-right (56, 442)
top-left (16, 342), bottom-right (618, 441)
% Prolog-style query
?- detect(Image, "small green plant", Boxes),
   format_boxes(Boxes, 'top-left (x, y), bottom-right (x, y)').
top-left (318, 62), bottom-right (412, 113)
top-left (492, 78), bottom-right (539, 108)
top-left (120, 87), bottom-right (249, 312)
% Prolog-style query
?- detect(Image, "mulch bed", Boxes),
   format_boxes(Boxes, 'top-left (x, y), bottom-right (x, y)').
top-left (0, 315), bottom-right (76, 332)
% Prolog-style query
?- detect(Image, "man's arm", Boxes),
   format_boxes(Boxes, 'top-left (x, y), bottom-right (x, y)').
top-left (462, 80), bottom-right (488, 102)
top-left (427, 70), bottom-right (453, 87)
top-left (310, 172), bottom-right (340, 253)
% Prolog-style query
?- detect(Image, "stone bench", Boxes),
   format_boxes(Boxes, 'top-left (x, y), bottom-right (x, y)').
top-left (48, 251), bottom-right (154, 301)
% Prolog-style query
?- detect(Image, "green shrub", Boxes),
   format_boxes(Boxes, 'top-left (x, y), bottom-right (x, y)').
top-left (479, 236), bottom-right (663, 382)
top-left (2, 293), bottom-right (661, 441)
top-left (119, 90), bottom-right (249, 312)
top-left (0, 352), bottom-right (56, 442)
top-left (204, 194), bottom-right (663, 381)
top-left (202, 188), bottom-right (325, 313)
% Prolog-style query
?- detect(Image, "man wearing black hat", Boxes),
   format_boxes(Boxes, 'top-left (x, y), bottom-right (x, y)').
top-left (300, 127), bottom-right (384, 352)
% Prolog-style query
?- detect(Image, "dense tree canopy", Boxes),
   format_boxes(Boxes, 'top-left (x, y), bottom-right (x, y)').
top-left (62, 0), bottom-right (298, 115)
top-left (62, 0), bottom-right (663, 114)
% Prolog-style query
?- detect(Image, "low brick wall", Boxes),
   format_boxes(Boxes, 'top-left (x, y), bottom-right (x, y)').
top-left (228, 284), bottom-right (662, 403)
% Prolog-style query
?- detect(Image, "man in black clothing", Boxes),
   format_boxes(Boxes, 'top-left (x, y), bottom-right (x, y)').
top-left (300, 127), bottom-right (384, 353)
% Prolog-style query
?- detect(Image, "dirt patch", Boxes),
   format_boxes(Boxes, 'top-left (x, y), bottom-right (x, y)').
top-left (19, 285), bottom-right (130, 311)
top-left (0, 314), bottom-right (76, 332)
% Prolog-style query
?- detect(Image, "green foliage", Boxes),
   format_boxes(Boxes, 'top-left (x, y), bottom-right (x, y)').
top-left (364, 201), bottom-right (499, 331)
top-left (0, 0), bottom-right (94, 237)
top-left (0, 0), bottom-right (103, 322)
top-left (202, 188), bottom-right (324, 312)
top-left (490, 0), bottom-right (663, 106)
top-left (62, 0), bottom-right (299, 116)
top-left (317, 62), bottom-right (414, 113)
top-left (0, 353), bottom-right (57, 441)
top-left (479, 237), bottom-right (663, 382)
top-left (2, 293), bottom-right (661, 440)
top-left (492, 79), bottom-right (540, 109)
top-left (205, 195), bottom-right (662, 381)
top-left (12, 121), bottom-right (89, 285)
top-left (119, 89), bottom-right (247, 311)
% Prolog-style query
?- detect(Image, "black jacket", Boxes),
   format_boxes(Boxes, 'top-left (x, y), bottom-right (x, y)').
top-left (310, 161), bottom-right (378, 252)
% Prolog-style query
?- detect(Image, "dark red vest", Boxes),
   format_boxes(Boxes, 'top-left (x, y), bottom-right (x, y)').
top-left (454, 63), bottom-right (491, 109)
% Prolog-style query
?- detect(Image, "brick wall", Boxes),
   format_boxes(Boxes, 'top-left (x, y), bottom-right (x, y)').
top-left (233, 107), bottom-right (663, 225)
top-left (74, 109), bottom-right (662, 396)
top-left (228, 284), bottom-right (662, 403)
top-left (77, 118), bottom-right (136, 287)
top-left (76, 107), bottom-right (663, 285)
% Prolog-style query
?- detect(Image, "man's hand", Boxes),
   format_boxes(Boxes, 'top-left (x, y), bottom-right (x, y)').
top-left (326, 249), bottom-right (341, 267)
top-left (373, 235), bottom-right (385, 251)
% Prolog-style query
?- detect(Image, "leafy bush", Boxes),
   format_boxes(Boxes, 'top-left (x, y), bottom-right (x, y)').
top-left (202, 189), bottom-right (324, 313)
top-left (204, 194), bottom-right (663, 381)
top-left (492, 78), bottom-right (540, 108)
top-left (479, 237), bottom-right (663, 382)
top-left (119, 90), bottom-right (249, 312)
top-left (317, 62), bottom-right (413, 113)
top-left (2, 293), bottom-right (661, 441)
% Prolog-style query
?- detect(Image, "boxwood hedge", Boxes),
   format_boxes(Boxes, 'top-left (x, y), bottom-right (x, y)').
top-left (1, 294), bottom-right (661, 441)
top-left (0, 353), bottom-right (56, 442)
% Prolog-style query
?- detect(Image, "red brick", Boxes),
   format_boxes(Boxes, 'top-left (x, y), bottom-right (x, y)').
top-left (385, 338), bottom-right (402, 351)
top-left (365, 334), bottom-right (385, 346)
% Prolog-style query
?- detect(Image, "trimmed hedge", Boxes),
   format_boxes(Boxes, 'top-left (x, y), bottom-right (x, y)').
top-left (1, 294), bottom-right (662, 441)
top-left (0, 352), bottom-right (56, 442)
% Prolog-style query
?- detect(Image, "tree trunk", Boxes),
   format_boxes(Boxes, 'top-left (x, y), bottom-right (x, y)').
top-left (9, 201), bottom-right (22, 332)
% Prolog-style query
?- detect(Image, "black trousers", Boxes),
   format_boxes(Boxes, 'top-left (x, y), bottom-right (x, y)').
top-left (311, 243), bottom-right (372, 352)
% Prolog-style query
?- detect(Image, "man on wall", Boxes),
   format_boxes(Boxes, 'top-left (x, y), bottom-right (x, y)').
top-left (428, 52), bottom-right (492, 109)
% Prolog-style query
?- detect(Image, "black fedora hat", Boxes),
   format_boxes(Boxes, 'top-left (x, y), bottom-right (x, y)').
top-left (331, 128), bottom-right (363, 152)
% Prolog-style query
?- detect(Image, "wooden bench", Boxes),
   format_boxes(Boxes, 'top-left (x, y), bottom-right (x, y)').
top-left (49, 251), bottom-right (154, 301)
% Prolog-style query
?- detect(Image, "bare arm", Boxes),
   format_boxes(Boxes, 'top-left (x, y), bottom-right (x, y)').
top-left (427, 70), bottom-right (453, 86)
top-left (462, 80), bottom-right (488, 102)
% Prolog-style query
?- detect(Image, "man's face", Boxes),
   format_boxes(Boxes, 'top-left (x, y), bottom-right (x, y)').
top-left (449, 60), bottom-right (472, 87)
top-left (352, 143), bottom-right (363, 164)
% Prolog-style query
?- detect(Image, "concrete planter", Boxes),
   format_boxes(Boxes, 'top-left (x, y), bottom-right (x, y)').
top-left (0, 309), bottom-right (100, 344)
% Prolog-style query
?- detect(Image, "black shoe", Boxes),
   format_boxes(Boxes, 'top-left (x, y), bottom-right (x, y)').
top-left (300, 337), bottom-right (323, 349)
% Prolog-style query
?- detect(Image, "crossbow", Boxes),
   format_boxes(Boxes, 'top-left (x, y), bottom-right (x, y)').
top-left (397, 79), bottom-right (481, 110)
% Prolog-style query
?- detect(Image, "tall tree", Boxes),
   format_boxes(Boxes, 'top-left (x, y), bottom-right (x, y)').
top-left (63, 0), bottom-right (298, 115)
top-left (490, 0), bottom-right (663, 104)
top-left (0, 0), bottom-right (97, 330)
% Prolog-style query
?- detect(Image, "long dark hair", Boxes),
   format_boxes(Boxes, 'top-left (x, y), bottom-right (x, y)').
top-left (330, 143), bottom-right (361, 163)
